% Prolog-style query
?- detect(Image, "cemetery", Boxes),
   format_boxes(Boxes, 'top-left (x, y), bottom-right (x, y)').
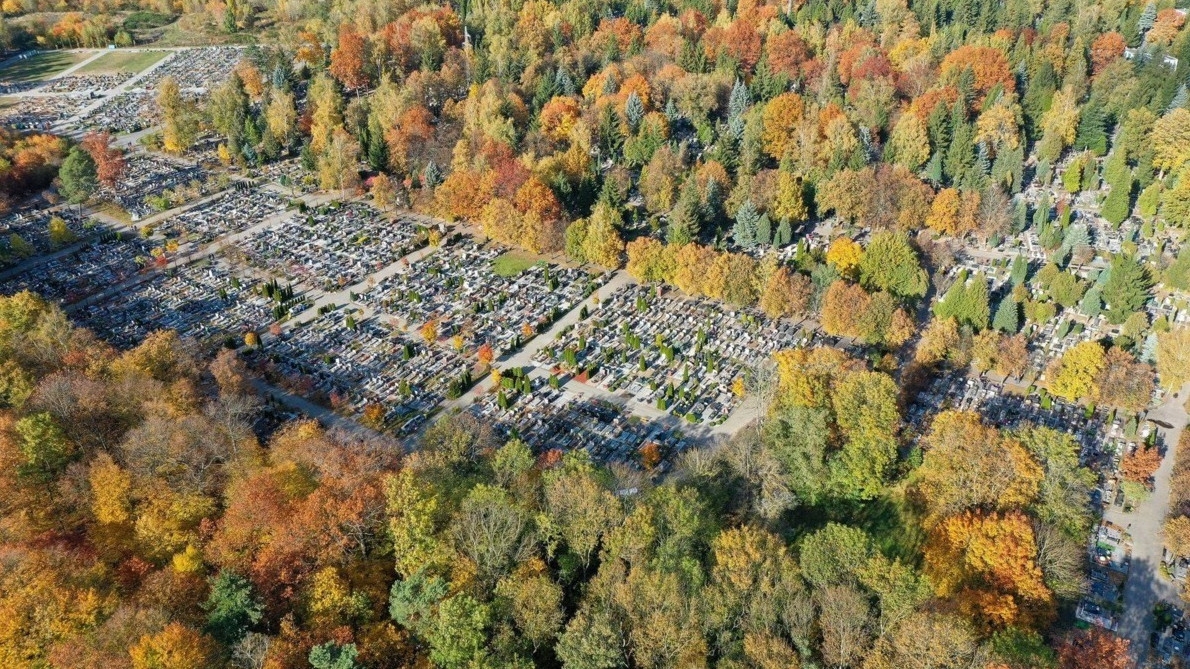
top-left (153, 184), bottom-right (289, 247)
top-left (74, 261), bottom-right (277, 348)
top-left (467, 371), bottom-right (688, 469)
top-left (251, 311), bottom-right (473, 430)
top-left (137, 47), bottom-right (244, 91)
top-left (0, 232), bottom-right (156, 304)
top-left (360, 238), bottom-right (606, 356)
top-left (234, 201), bottom-right (428, 288)
top-left (0, 208), bottom-right (92, 264)
top-left (533, 284), bottom-right (813, 424)
top-left (100, 153), bottom-right (211, 219)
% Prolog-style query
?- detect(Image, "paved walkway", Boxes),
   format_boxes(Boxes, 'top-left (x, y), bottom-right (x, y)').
top-left (1105, 383), bottom-right (1190, 665)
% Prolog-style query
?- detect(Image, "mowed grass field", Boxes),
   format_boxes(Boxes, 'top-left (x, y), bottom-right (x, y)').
top-left (492, 251), bottom-right (538, 277)
top-left (76, 50), bottom-right (169, 75)
top-left (0, 50), bottom-right (92, 84)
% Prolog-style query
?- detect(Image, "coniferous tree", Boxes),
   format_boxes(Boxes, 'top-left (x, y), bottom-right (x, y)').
top-left (1168, 84), bottom-right (1189, 113)
top-left (756, 213), bottom-right (772, 246)
top-left (728, 78), bottom-right (750, 122)
top-left (1010, 255), bottom-right (1029, 285)
top-left (1074, 100), bottom-right (1108, 155)
top-left (733, 200), bottom-right (759, 248)
top-left (625, 92), bottom-right (645, 133)
top-left (1139, 2), bottom-right (1157, 32)
top-left (668, 179), bottom-right (702, 245)
top-left (774, 217), bottom-right (792, 247)
top-left (992, 296), bottom-right (1020, 332)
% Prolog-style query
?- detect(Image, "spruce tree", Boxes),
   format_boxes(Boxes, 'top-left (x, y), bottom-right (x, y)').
top-left (1080, 286), bottom-right (1103, 318)
top-left (992, 296), bottom-right (1020, 333)
top-left (423, 161), bottom-right (441, 188)
top-left (733, 200), bottom-right (759, 249)
top-left (728, 78), bottom-right (751, 122)
top-left (1074, 100), bottom-right (1107, 155)
top-left (625, 92), bottom-right (645, 133)
top-left (1139, 2), bottom-right (1157, 32)
top-left (668, 180), bottom-right (702, 245)
top-left (944, 102), bottom-right (973, 183)
top-left (1102, 254), bottom-right (1152, 324)
top-left (1169, 84), bottom-right (1189, 113)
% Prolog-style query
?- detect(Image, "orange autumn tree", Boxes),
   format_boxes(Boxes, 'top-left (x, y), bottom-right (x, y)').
top-left (1057, 628), bottom-right (1131, 669)
top-left (923, 510), bottom-right (1054, 631)
top-left (80, 132), bottom-right (126, 188)
top-left (329, 23), bottom-right (370, 91)
top-left (1120, 444), bottom-right (1162, 483)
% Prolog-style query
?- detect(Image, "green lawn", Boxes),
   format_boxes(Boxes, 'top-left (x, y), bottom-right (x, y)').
top-left (0, 50), bottom-right (91, 84)
top-left (76, 50), bottom-right (168, 75)
top-left (492, 251), bottom-right (538, 277)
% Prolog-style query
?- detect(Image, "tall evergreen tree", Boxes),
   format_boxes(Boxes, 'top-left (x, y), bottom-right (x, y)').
top-left (756, 212), bottom-right (772, 246)
top-left (733, 200), bottom-right (759, 248)
top-left (992, 296), bottom-right (1020, 333)
top-left (1139, 2), bottom-right (1157, 32)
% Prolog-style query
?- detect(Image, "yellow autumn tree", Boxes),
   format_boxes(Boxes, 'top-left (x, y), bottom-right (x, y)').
top-left (926, 188), bottom-right (961, 236)
top-left (1046, 340), bottom-right (1106, 402)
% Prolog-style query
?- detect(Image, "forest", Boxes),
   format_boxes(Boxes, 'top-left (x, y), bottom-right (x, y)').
top-left (5, 0), bottom-right (1190, 665)
top-left (0, 289), bottom-right (1124, 669)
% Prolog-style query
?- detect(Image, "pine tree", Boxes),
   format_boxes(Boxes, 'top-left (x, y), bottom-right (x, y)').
top-left (976, 141), bottom-right (991, 175)
top-left (733, 200), bottom-right (759, 249)
top-left (992, 296), bottom-right (1020, 333)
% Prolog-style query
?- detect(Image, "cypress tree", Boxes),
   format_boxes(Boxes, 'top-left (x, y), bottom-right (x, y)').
top-left (774, 218), bottom-right (792, 248)
top-left (756, 213), bottom-right (772, 246)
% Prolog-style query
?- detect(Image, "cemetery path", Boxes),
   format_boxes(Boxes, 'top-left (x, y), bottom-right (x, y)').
top-left (1105, 383), bottom-right (1190, 666)
top-left (250, 378), bottom-right (391, 442)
